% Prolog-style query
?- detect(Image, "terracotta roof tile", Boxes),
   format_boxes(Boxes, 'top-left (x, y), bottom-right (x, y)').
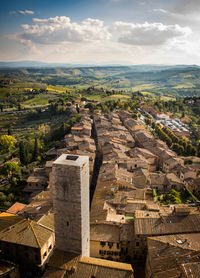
top-left (6, 202), bottom-right (26, 214)
top-left (0, 213), bottom-right (54, 248)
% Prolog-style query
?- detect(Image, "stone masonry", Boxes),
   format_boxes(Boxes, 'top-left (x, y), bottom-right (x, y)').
top-left (52, 154), bottom-right (90, 257)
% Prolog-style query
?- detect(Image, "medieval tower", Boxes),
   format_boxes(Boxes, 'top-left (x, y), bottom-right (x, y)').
top-left (52, 154), bottom-right (90, 257)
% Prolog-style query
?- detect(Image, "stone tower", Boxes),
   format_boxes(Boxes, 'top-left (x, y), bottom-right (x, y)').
top-left (52, 154), bottom-right (90, 257)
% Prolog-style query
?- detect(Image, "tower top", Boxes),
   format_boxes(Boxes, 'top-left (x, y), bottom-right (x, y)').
top-left (53, 154), bottom-right (89, 167)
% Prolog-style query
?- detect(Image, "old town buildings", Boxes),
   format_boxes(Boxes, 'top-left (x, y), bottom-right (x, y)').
top-left (1, 107), bottom-right (199, 277)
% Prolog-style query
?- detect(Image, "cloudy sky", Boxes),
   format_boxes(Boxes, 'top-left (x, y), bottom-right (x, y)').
top-left (0, 0), bottom-right (200, 65)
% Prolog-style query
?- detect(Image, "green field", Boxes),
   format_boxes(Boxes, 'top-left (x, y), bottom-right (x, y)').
top-left (22, 93), bottom-right (59, 107)
top-left (1, 65), bottom-right (200, 97)
top-left (86, 93), bottom-right (131, 102)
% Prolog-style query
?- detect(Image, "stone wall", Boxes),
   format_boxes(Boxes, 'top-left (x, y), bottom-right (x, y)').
top-left (52, 154), bottom-right (90, 256)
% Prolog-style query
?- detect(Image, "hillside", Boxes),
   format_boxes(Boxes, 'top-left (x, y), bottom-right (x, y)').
top-left (0, 65), bottom-right (200, 97)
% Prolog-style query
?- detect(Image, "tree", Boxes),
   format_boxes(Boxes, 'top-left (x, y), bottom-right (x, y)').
top-left (0, 192), bottom-right (6, 202)
top-left (190, 146), bottom-right (197, 156)
top-left (2, 162), bottom-right (21, 178)
top-left (38, 124), bottom-right (50, 136)
top-left (7, 128), bottom-right (12, 135)
top-left (85, 103), bottom-right (94, 112)
top-left (172, 143), bottom-right (184, 155)
top-left (186, 144), bottom-right (193, 156)
top-left (18, 103), bottom-right (22, 111)
top-left (0, 135), bottom-right (16, 153)
top-left (76, 104), bottom-right (80, 113)
top-left (152, 121), bottom-right (156, 129)
top-left (33, 137), bottom-right (39, 161)
top-left (19, 141), bottom-right (28, 165)
top-left (132, 112), bottom-right (138, 119)
top-left (145, 118), bottom-right (152, 126)
top-left (162, 189), bottom-right (182, 204)
top-left (59, 122), bottom-right (66, 137)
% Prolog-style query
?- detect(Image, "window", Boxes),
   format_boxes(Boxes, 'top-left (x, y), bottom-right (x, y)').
top-left (66, 221), bottom-right (70, 227)
top-left (117, 243), bottom-right (120, 249)
top-left (108, 242), bottom-right (113, 248)
top-left (99, 250), bottom-right (106, 255)
top-left (48, 244), bottom-right (52, 251)
top-left (43, 251), bottom-right (47, 259)
top-left (136, 242), bottom-right (140, 247)
top-left (100, 241), bottom-right (105, 247)
top-left (107, 251), bottom-right (113, 255)
top-left (135, 164), bottom-right (137, 168)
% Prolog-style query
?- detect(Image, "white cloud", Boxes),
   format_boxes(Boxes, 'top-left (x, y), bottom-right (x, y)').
top-left (17, 16), bottom-right (111, 44)
top-left (153, 5), bottom-right (200, 27)
top-left (19, 10), bottom-right (34, 15)
top-left (113, 21), bottom-right (191, 45)
top-left (15, 16), bottom-right (191, 47)
top-left (153, 8), bottom-right (170, 15)
top-left (9, 10), bottom-right (35, 15)
top-left (6, 15), bottom-right (199, 65)
top-left (9, 10), bottom-right (34, 15)
top-left (175, 0), bottom-right (200, 15)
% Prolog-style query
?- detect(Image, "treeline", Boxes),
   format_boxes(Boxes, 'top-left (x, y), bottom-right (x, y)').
top-left (152, 97), bottom-right (200, 145)
top-left (0, 110), bottom-right (82, 170)
top-left (92, 97), bottom-right (141, 118)
top-left (154, 99), bottom-right (187, 115)
top-left (0, 88), bottom-right (48, 111)
top-left (145, 118), bottom-right (199, 156)
top-left (18, 113), bottom-right (83, 165)
top-left (0, 109), bottom-right (82, 210)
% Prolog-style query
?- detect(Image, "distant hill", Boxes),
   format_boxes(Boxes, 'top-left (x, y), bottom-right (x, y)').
top-left (0, 61), bottom-right (199, 71)
top-left (0, 64), bottom-right (200, 97)
top-left (0, 61), bottom-right (91, 68)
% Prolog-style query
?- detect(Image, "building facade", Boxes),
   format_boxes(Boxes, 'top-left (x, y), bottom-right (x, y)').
top-left (52, 154), bottom-right (90, 257)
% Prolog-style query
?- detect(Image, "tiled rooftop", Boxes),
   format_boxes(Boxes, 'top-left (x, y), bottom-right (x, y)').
top-left (147, 234), bottom-right (200, 278)
top-left (0, 212), bottom-right (54, 248)
top-left (43, 249), bottom-right (134, 278)
top-left (134, 210), bottom-right (200, 236)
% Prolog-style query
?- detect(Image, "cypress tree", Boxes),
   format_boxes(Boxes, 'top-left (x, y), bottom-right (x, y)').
top-left (19, 141), bottom-right (25, 164)
top-left (8, 128), bottom-right (12, 135)
top-left (19, 141), bottom-right (28, 165)
top-left (33, 137), bottom-right (39, 161)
